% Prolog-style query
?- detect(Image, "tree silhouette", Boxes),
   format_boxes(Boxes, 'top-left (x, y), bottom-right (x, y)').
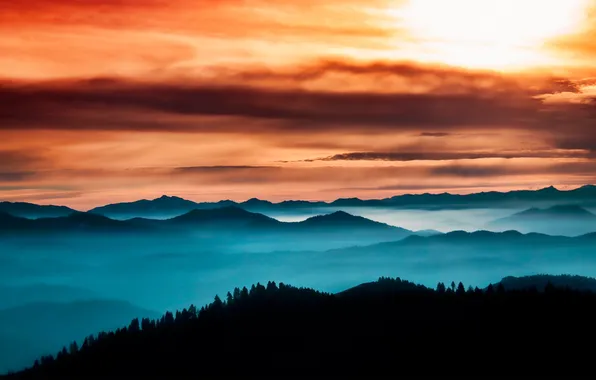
top-left (267, 281), bottom-right (277, 291)
top-left (496, 283), bottom-right (505, 294)
top-left (213, 295), bottom-right (223, 310)
top-left (456, 282), bottom-right (466, 295)
top-left (68, 341), bottom-right (79, 355)
top-left (128, 318), bottom-right (140, 333)
top-left (9, 277), bottom-right (596, 378)
top-left (486, 284), bottom-right (495, 294)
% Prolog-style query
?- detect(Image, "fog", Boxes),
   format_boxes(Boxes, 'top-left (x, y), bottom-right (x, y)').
top-left (270, 207), bottom-right (517, 232)
top-left (2, 206), bottom-right (596, 373)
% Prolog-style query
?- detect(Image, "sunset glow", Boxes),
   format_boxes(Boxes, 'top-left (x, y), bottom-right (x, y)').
top-left (394, 0), bottom-right (590, 69)
top-left (1, 0), bottom-right (596, 208)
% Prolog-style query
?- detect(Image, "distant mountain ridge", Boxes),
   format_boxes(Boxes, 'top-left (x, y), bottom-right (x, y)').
top-left (0, 202), bottom-right (76, 219)
top-left (88, 196), bottom-right (206, 219)
top-left (498, 205), bottom-right (596, 219)
top-left (87, 184), bottom-right (596, 219)
top-left (327, 229), bottom-right (596, 258)
top-left (487, 204), bottom-right (596, 236)
top-left (0, 207), bottom-right (418, 241)
top-left (4, 185), bottom-right (596, 220)
top-left (0, 212), bottom-right (145, 234)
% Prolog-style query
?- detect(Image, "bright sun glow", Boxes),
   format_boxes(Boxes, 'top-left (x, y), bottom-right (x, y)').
top-left (393, 0), bottom-right (590, 70)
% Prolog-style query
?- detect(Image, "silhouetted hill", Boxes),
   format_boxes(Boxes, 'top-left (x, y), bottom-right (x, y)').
top-left (326, 230), bottom-right (590, 260)
top-left (0, 300), bottom-right (157, 374)
top-left (0, 212), bottom-right (145, 235)
top-left (488, 205), bottom-right (596, 236)
top-left (0, 202), bottom-right (77, 219)
top-left (167, 206), bottom-right (280, 228)
top-left (9, 278), bottom-right (596, 377)
top-left (496, 205), bottom-right (596, 220)
top-left (494, 274), bottom-right (596, 292)
top-left (0, 209), bottom-right (416, 246)
top-left (399, 229), bottom-right (566, 245)
top-left (44, 212), bottom-right (134, 230)
top-left (295, 211), bottom-right (399, 230)
top-left (0, 212), bottom-right (35, 230)
top-left (88, 196), bottom-right (238, 219)
top-left (288, 211), bottom-right (414, 241)
top-left (88, 195), bottom-right (198, 219)
top-left (337, 276), bottom-right (430, 297)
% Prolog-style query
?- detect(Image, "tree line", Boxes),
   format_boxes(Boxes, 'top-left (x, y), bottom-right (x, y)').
top-left (6, 277), bottom-right (596, 377)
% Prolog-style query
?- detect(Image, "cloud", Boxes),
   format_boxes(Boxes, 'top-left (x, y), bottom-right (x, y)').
top-left (2, 59), bottom-right (592, 131)
top-left (0, 172), bottom-right (38, 182)
top-left (0, 67), bottom-right (578, 134)
top-left (0, 150), bottom-right (44, 175)
top-left (419, 132), bottom-right (451, 137)
top-left (2, 159), bottom-right (596, 207)
top-left (174, 166), bottom-right (279, 173)
top-left (309, 150), bottom-right (591, 162)
top-left (430, 165), bottom-right (513, 178)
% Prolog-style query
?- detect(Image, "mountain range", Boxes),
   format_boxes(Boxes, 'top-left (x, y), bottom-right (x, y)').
top-left (325, 229), bottom-right (596, 260)
top-left (0, 207), bottom-right (419, 242)
top-left (5, 185), bottom-right (596, 220)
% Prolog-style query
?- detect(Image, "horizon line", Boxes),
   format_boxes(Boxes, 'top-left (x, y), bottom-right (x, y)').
top-left (1, 184), bottom-right (594, 211)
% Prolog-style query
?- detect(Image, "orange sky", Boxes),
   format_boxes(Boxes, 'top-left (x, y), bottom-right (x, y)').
top-left (2, 0), bottom-right (596, 209)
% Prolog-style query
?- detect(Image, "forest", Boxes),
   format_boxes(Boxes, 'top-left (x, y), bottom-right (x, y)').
top-left (5, 276), bottom-right (596, 377)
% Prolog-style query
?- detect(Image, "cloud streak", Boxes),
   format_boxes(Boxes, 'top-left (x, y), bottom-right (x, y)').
top-left (310, 150), bottom-right (593, 162)
top-left (1, 62), bottom-right (592, 134)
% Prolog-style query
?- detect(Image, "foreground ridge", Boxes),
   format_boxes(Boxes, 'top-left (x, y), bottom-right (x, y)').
top-left (6, 277), bottom-right (596, 377)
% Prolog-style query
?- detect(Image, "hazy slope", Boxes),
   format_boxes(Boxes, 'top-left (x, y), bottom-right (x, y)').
top-left (0, 212), bottom-right (146, 234)
top-left (0, 284), bottom-right (97, 310)
top-left (9, 278), bottom-right (596, 377)
top-left (0, 300), bottom-right (158, 373)
top-left (487, 205), bottom-right (596, 235)
top-left (0, 202), bottom-right (77, 219)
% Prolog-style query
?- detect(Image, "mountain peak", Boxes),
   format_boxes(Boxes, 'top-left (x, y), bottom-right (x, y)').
top-left (538, 185), bottom-right (559, 192)
top-left (300, 211), bottom-right (400, 230)
top-left (242, 198), bottom-right (273, 206)
top-left (170, 206), bottom-right (277, 226)
top-left (327, 210), bottom-right (352, 218)
top-left (154, 195), bottom-right (184, 201)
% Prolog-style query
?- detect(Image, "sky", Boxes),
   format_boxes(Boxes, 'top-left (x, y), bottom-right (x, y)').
top-left (2, 0), bottom-right (596, 209)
